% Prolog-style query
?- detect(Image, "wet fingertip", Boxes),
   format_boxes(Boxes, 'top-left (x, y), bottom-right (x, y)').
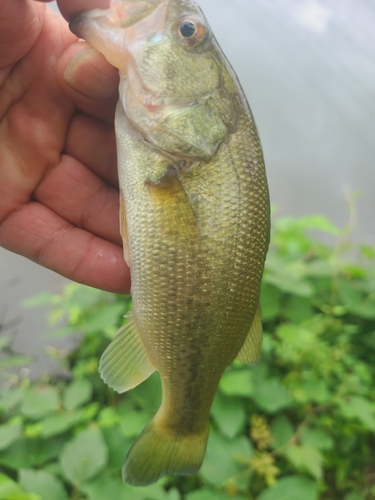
top-left (64, 48), bottom-right (119, 101)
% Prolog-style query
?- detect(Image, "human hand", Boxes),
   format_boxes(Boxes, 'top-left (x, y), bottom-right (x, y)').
top-left (0, 0), bottom-right (130, 294)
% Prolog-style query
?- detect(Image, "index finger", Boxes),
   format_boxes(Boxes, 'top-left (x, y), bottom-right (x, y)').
top-left (56, 0), bottom-right (110, 20)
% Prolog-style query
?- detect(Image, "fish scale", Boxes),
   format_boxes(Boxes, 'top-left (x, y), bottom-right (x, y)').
top-left (70, 0), bottom-right (270, 486)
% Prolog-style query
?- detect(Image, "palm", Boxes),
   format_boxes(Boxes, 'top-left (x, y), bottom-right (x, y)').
top-left (0, 0), bottom-right (130, 293)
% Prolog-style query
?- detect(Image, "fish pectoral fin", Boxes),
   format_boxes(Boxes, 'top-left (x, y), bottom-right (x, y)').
top-left (99, 312), bottom-right (155, 393)
top-left (120, 193), bottom-right (131, 266)
top-left (236, 304), bottom-right (263, 364)
top-left (147, 167), bottom-right (199, 248)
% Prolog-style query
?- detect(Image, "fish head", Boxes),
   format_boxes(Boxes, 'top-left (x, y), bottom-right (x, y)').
top-left (71, 0), bottom-right (238, 161)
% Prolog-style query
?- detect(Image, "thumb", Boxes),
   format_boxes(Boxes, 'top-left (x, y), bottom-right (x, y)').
top-left (0, 0), bottom-right (45, 69)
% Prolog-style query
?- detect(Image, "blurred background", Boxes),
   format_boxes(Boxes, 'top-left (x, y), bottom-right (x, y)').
top-left (1, 0), bottom-right (374, 375)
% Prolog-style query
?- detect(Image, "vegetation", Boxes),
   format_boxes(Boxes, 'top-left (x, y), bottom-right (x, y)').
top-left (0, 214), bottom-right (375, 500)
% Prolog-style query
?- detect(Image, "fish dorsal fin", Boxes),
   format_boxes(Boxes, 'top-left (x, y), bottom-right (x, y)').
top-left (120, 193), bottom-right (131, 267)
top-left (236, 304), bottom-right (263, 364)
top-left (99, 312), bottom-right (155, 393)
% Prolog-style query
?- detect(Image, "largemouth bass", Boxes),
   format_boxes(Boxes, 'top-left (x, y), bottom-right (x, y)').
top-left (70, 0), bottom-right (270, 486)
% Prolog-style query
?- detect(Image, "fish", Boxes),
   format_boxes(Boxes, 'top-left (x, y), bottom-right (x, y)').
top-left (70, 0), bottom-right (270, 487)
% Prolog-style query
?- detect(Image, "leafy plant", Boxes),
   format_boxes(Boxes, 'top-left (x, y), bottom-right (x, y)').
top-left (0, 214), bottom-right (374, 499)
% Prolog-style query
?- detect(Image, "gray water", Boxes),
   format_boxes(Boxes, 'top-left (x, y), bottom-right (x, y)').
top-left (1, 0), bottom-right (374, 375)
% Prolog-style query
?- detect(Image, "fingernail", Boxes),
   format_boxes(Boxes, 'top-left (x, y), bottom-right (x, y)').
top-left (64, 48), bottom-right (118, 100)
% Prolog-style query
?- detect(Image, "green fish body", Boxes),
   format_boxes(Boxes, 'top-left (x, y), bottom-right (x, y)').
top-left (70, 0), bottom-right (270, 486)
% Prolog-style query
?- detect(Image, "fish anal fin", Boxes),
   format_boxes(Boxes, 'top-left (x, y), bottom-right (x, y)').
top-left (99, 312), bottom-right (155, 393)
top-left (120, 193), bottom-right (131, 266)
top-left (236, 304), bottom-right (263, 364)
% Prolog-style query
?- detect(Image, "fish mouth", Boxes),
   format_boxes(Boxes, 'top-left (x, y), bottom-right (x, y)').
top-left (70, 1), bottom-right (164, 36)
top-left (110, 0), bottom-right (165, 28)
top-left (69, 0), bottom-right (171, 71)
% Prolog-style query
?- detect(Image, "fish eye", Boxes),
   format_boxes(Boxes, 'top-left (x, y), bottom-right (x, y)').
top-left (178, 17), bottom-right (207, 47)
top-left (180, 21), bottom-right (197, 38)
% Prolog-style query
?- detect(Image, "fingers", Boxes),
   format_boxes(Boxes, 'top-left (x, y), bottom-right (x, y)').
top-left (0, 12), bottom-right (76, 220)
top-left (63, 43), bottom-right (118, 101)
top-left (57, 41), bottom-right (119, 123)
top-left (33, 155), bottom-right (122, 246)
top-left (57, 0), bottom-right (110, 21)
top-left (65, 114), bottom-right (119, 187)
top-left (0, 201), bottom-right (130, 294)
top-left (0, 1), bottom-right (45, 69)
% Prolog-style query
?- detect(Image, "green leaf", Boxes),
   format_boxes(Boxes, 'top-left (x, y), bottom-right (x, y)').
top-left (277, 215), bottom-right (340, 235)
top-left (98, 407), bottom-right (121, 428)
top-left (81, 475), bottom-right (167, 500)
top-left (291, 377), bottom-right (331, 404)
top-left (165, 489), bottom-right (181, 500)
top-left (211, 392), bottom-right (246, 439)
top-left (283, 445), bottom-right (323, 480)
top-left (63, 379), bottom-right (93, 411)
top-left (186, 489), bottom-right (242, 500)
top-left (284, 296), bottom-right (314, 324)
top-left (252, 372), bottom-right (292, 414)
top-left (262, 333), bottom-right (274, 356)
top-left (360, 245), bottom-right (375, 260)
top-left (83, 303), bottom-right (126, 333)
top-left (119, 410), bottom-right (150, 438)
top-left (260, 284), bottom-right (281, 321)
top-left (80, 402), bottom-right (100, 421)
top-left (129, 372), bottom-right (162, 414)
top-left (257, 476), bottom-right (318, 500)
top-left (23, 293), bottom-right (56, 308)
top-left (275, 324), bottom-right (318, 364)
top-left (44, 327), bottom-right (77, 339)
top-left (42, 463), bottom-right (64, 479)
top-left (265, 273), bottom-right (313, 298)
top-left (0, 388), bottom-right (26, 413)
top-left (304, 259), bottom-right (332, 277)
top-left (0, 474), bottom-right (40, 500)
top-left (345, 493), bottom-right (366, 500)
top-left (60, 426), bottom-right (108, 485)
top-left (102, 426), bottom-right (133, 470)
top-left (0, 355), bottom-right (33, 370)
top-left (219, 369), bottom-right (253, 397)
top-left (347, 300), bottom-right (375, 320)
top-left (0, 424), bottom-right (21, 451)
top-left (337, 280), bottom-right (362, 306)
top-left (21, 388), bottom-right (60, 420)
top-left (19, 469), bottom-right (68, 500)
top-left (64, 285), bottom-right (109, 310)
top-left (81, 476), bottom-right (133, 500)
top-left (41, 410), bottom-right (85, 438)
top-left (135, 483), bottom-right (173, 500)
top-left (300, 427), bottom-right (334, 451)
top-left (271, 415), bottom-right (294, 449)
top-left (200, 429), bottom-right (253, 486)
top-left (339, 396), bottom-right (375, 431)
top-left (0, 437), bottom-right (65, 469)
top-left (337, 281), bottom-right (375, 319)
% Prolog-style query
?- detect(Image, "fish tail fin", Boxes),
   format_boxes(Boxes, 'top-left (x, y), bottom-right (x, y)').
top-left (122, 415), bottom-right (209, 486)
